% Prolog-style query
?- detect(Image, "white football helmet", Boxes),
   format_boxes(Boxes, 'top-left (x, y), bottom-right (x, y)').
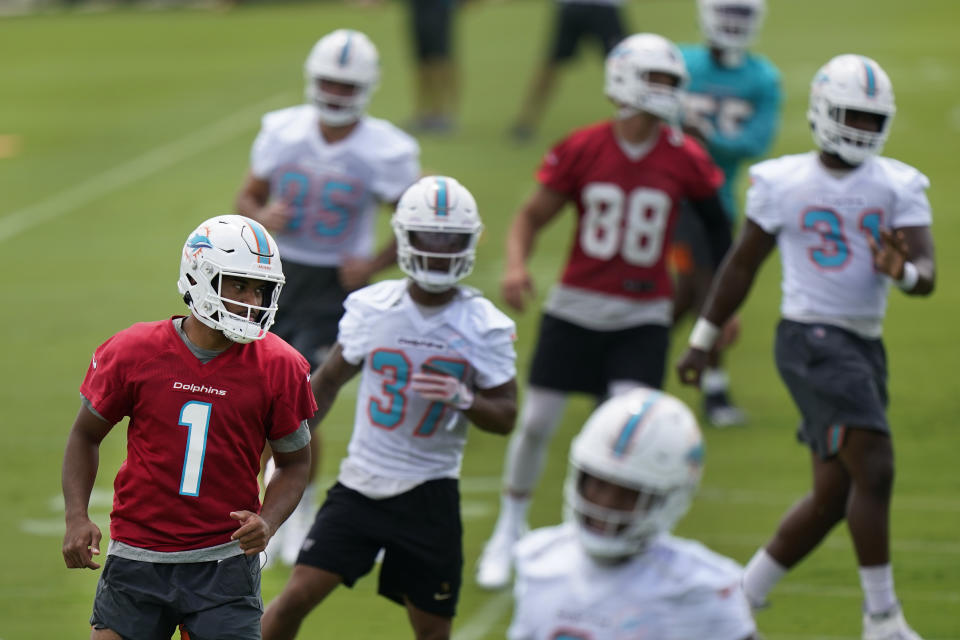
top-left (698, 0), bottom-right (766, 53)
top-left (304, 29), bottom-right (380, 126)
top-left (604, 33), bottom-right (689, 122)
top-left (564, 388), bottom-right (705, 559)
top-left (177, 215), bottom-right (284, 344)
top-left (808, 54), bottom-right (896, 165)
top-left (392, 176), bottom-right (483, 293)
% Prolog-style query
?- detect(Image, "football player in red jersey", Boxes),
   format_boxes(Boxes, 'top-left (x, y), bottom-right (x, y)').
top-left (476, 33), bottom-right (733, 591)
top-left (61, 214), bottom-right (317, 640)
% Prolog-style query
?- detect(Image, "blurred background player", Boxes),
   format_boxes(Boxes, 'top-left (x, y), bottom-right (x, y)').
top-left (507, 387), bottom-right (758, 640)
top-left (677, 54), bottom-right (934, 640)
top-left (235, 28), bottom-right (421, 566)
top-left (671, 0), bottom-right (782, 427)
top-left (507, 0), bottom-right (627, 142)
top-left (405, 0), bottom-right (462, 134)
top-left (475, 33), bottom-right (732, 591)
top-left (260, 176), bottom-right (518, 640)
top-left (61, 215), bottom-right (316, 640)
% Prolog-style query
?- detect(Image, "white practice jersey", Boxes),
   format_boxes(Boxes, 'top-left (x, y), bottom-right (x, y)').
top-left (746, 152), bottom-right (932, 338)
top-left (336, 279), bottom-right (516, 498)
top-left (250, 105), bottom-right (420, 267)
top-left (508, 524), bottom-right (755, 640)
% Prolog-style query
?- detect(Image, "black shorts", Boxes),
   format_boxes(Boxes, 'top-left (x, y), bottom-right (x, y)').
top-left (409, 0), bottom-right (456, 60)
top-left (528, 313), bottom-right (669, 396)
top-left (90, 554), bottom-right (261, 640)
top-left (270, 261), bottom-right (347, 370)
top-left (549, 2), bottom-right (626, 63)
top-left (774, 319), bottom-right (889, 459)
top-left (298, 480), bottom-right (463, 617)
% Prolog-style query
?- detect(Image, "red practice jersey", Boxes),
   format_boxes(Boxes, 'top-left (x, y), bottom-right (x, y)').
top-left (80, 318), bottom-right (317, 552)
top-left (537, 121), bottom-right (723, 301)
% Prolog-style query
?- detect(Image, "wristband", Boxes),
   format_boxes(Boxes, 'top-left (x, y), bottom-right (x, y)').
top-left (689, 318), bottom-right (721, 351)
top-left (896, 261), bottom-right (919, 292)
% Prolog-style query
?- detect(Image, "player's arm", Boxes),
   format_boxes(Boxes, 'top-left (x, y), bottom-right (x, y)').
top-left (463, 379), bottom-right (518, 435)
top-left (61, 404), bottom-right (113, 570)
top-left (234, 443), bottom-right (311, 556)
top-left (234, 171), bottom-right (290, 233)
top-left (410, 369), bottom-right (518, 435)
top-left (869, 225), bottom-right (936, 296)
top-left (502, 185), bottom-right (568, 311)
top-left (676, 219), bottom-right (777, 385)
top-left (308, 342), bottom-right (363, 429)
top-left (687, 192), bottom-right (733, 269)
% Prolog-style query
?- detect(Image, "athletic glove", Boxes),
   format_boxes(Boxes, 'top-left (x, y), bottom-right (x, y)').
top-left (410, 372), bottom-right (474, 410)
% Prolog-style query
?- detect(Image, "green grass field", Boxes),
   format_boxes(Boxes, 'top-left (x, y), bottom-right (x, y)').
top-left (2, 0), bottom-right (959, 637)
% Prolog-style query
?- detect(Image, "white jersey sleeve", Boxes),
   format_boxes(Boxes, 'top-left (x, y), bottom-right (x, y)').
top-left (509, 525), bottom-right (755, 640)
top-left (356, 117), bottom-right (421, 204)
top-left (882, 158), bottom-right (933, 228)
top-left (249, 106), bottom-right (312, 179)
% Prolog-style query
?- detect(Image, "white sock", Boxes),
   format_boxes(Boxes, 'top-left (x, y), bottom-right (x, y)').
top-left (742, 548), bottom-right (787, 606)
top-left (860, 564), bottom-right (897, 615)
top-left (701, 368), bottom-right (730, 394)
top-left (492, 493), bottom-right (531, 540)
top-left (502, 387), bottom-right (568, 492)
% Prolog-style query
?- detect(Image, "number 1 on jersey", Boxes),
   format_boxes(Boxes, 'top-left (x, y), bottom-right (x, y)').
top-left (178, 401), bottom-right (212, 497)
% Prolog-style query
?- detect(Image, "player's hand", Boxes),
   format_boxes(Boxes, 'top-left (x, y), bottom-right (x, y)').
top-left (411, 372), bottom-right (474, 410)
top-left (257, 201), bottom-right (293, 233)
top-left (338, 257), bottom-right (375, 292)
top-left (230, 510), bottom-right (272, 556)
top-left (501, 266), bottom-right (534, 312)
top-left (62, 517), bottom-right (103, 569)
top-left (676, 347), bottom-right (711, 387)
top-left (867, 229), bottom-right (910, 280)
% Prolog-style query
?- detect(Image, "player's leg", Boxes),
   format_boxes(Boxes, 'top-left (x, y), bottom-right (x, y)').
top-left (260, 566), bottom-right (342, 640)
top-left (262, 483), bottom-right (383, 639)
top-left (839, 428), bottom-right (919, 637)
top-left (407, 0), bottom-right (457, 132)
top-left (742, 449), bottom-right (850, 608)
top-left (405, 601), bottom-right (452, 640)
top-left (477, 315), bottom-right (599, 589)
top-left (508, 3), bottom-right (582, 141)
top-left (476, 385), bottom-right (567, 589)
top-left (377, 479), bottom-right (461, 640)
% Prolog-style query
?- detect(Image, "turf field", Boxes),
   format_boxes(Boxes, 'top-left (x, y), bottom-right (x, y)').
top-left (2, 0), bottom-right (958, 637)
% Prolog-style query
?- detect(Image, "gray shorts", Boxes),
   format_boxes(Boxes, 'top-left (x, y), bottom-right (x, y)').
top-left (774, 319), bottom-right (889, 459)
top-left (90, 554), bottom-right (262, 640)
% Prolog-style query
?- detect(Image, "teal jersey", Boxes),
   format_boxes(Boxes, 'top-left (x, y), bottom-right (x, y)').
top-left (679, 44), bottom-right (782, 219)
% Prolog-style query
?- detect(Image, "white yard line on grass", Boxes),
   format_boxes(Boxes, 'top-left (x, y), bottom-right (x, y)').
top-left (452, 590), bottom-right (513, 640)
top-left (0, 93), bottom-right (291, 245)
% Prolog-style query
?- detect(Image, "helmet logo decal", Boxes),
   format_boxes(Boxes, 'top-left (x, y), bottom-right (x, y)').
top-left (245, 221), bottom-right (273, 265)
top-left (861, 57), bottom-right (876, 97)
top-left (435, 177), bottom-right (449, 217)
top-left (338, 32), bottom-right (353, 67)
top-left (186, 232), bottom-right (213, 256)
top-left (612, 392), bottom-right (662, 457)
